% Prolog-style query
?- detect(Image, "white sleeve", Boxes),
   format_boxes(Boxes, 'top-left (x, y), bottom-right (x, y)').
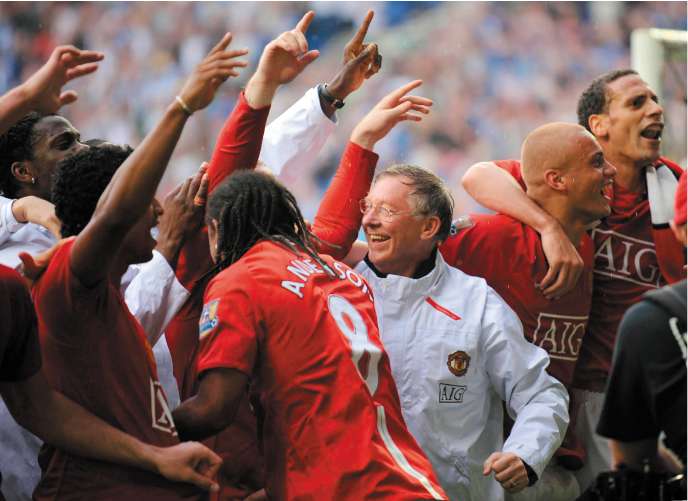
top-left (259, 86), bottom-right (337, 177)
top-left (152, 335), bottom-right (181, 410)
top-left (121, 250), bottom-right (190, 344)
top-left (0, 196), bottom-right (24, 247)
top-left (481, 289), bottom-right (569, 478)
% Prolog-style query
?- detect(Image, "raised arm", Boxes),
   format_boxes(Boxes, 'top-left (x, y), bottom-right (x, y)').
top-left (174, 12), bottom-right (321, 289)
top-left (0, 45), bottom-right (103, 135)
top-left (261, 10), bottom-right (381, 177)
top-left (70, 34), bottom-right (247, 287)
top-left (312, 80), bottom-right (432, 261)
top-left (462, 161), bottom-right (584, 298)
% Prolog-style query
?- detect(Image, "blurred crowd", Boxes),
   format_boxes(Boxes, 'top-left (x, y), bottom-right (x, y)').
top-left (0, 1), bottom-right (685, 217)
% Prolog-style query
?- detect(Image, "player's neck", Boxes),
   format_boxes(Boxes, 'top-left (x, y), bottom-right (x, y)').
top-left (602, 150), bottom-right (646, 193)
top-left (16, 184), bottom-right (49, 201)
top-left (537, 198), bottom-right (585, 247)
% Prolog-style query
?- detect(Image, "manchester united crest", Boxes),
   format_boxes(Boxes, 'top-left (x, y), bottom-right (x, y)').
top-left (447, 350), bottom-right (470, 377)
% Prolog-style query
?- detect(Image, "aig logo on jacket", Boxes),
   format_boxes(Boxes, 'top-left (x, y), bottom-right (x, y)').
top-left (447, 350), bottom-right (470, 377)
top-left (439, 383), bottom-right (467, 403)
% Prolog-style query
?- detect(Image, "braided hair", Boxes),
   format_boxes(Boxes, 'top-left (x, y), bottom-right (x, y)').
top-left (206, 170), bottom-right (334, 276)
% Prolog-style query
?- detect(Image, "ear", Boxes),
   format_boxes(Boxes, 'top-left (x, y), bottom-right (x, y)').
top-left (544, 169), bottom-right (567, 193)
top-left (208, 218), bottom-right (220, 260)
top-left (10, 161), bottom-right (35, 184)
top-left (588, 113), bottom-right (610, 140)
top-left (419, 215), bottom-right (442, 242)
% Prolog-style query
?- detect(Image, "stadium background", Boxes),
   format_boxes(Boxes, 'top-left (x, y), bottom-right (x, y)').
top-left (0, 2), bottom-right (685, 219)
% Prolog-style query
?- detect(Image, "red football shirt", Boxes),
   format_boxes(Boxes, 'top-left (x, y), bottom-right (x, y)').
top-left (197, 240), bottom-right (447, 500)
top-left (494, 158), bottom-right (684, 391)
top-left (0, 265), bottom-right (42, 501)
top-left (0, 264), bottom-right (41, 383)
top-left (165, 91), bottom-right (270, 499)
top-left (32, 241), bottom-right (199, 500)
top-left (577, 178), bottom-right (670, 390)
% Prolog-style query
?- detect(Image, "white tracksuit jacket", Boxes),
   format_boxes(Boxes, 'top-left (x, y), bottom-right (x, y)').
top-left (355, 251), bottom-right (569, 501)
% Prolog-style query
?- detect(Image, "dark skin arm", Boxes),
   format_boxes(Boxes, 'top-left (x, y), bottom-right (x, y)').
top-left (156, 165), bottom-right (209, 268)
top-left (319, 10), bottom-right (381, 118)
top-left (0, 45), bottom-right (103, 135)
top-left (173, 368), bottom-right (248, 441)
top-left (70, 34), bottom-right (248, 287)
top-left (0, 370), bottom-right (222, 491)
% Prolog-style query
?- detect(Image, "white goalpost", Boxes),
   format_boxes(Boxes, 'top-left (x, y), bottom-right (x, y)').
top-left (631, 28), bottom-right (687, 165)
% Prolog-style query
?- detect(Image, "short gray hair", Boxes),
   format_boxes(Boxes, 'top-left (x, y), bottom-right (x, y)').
top-left (374, 164), bottom-right (454, 242)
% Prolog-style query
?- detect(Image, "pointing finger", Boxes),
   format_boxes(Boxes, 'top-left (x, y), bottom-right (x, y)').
top-left (295, 10), bottom-right (315, 34)
top-left (382, 80), bottom-right (423, 107)
top-left (210, 32), bottom-right (233, 54)
top-left (352, 10), bottom-right (374, 47)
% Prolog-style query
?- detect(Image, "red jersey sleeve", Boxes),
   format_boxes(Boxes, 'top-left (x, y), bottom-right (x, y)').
top-left (0, 265), bottom-right (41, 382)
top-left (196, 270), bottom-right (260, 377)
top-left (495, 159), bottom-right (526, 191)
top-left (312, 142), bottom-right (378, 260)
top-left (206, 91), bottom-right (271, 193)
top-left (440, 214), bottom-right (513, 278)
top-left (175, 92), bottom-right (271, 289)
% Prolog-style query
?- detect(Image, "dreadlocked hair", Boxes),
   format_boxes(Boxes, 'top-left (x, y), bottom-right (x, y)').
top-left (206, 170), bottom-right (335, 277)
top-left (52, 142), bottom-right (134, 237)
top-left (0, 112), bottom-right (46, 197)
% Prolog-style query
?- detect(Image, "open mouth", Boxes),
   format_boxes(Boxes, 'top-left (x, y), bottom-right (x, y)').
top-left (367, 233), bottom-right (390, 243)
top-left (640, 123), bottom-right (663, 141)
top-left (601, 181), bottom-right (613, 201)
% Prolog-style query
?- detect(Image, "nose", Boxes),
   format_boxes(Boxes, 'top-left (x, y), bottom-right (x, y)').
top-left (604, 160), bottom-right (617, 179)
top-left (647, 98), bottom-right (663, 119)
top-left (74, 141), bottom-right (88, 154)
top-left (361, 207), bottom-right (380, 228)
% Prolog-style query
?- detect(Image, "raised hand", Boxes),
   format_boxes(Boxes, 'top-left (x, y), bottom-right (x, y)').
top-left (151, 441), bottom-right (222, 492)
top-left (326, 10), bottom-right (381, 102)
top-left (178, 33), bottom-right (249, 113)
top-left (156, 163), bottom-right (209, 267)
top-left (20, 45), bottom-right (104, 114)
top-left (350, 80), bottom-right (432, 150)
top-left (247, 11), bottom-right (320, 109)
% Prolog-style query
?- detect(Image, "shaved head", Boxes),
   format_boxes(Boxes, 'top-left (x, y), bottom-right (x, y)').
top-left (521, 122), bottom-right (597, 190)
top-left (518, 121), bottom-right (615, 231)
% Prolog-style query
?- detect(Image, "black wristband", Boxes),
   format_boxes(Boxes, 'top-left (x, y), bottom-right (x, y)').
top-left (319, 84), bottom-right (345, 109)
top-left (524, 461), bottom-right (538, 486)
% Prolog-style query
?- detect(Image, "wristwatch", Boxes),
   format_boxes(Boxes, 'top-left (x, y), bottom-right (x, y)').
top-left (319, 84), bottom-right (345, 109)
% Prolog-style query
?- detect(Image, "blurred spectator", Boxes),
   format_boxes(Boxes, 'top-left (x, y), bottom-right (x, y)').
top-left (0, 2), bottom-right (684, 219)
